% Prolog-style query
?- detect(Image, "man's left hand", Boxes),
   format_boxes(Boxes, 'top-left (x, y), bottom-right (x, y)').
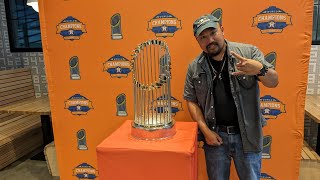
top-left (230, 51), bottom-right (263, 76)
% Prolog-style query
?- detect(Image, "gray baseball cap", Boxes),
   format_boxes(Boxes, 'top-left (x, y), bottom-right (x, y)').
top-left (193, 14), bottom-right (219, 37)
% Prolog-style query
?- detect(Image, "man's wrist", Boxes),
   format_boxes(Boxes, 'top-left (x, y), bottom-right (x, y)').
top-left (257, 64), bottom-right (269, 76)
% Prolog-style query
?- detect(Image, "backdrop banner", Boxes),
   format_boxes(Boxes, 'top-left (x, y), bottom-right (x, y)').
top-left (39, 0), bottom-right (313, 179)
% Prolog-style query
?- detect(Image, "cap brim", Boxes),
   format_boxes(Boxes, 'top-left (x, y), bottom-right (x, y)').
top-left (195, 22), bottom-right (218, 37)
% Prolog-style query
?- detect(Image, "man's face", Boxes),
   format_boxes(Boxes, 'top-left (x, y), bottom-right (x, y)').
top-left (196, 26), bottom-right (225, 58)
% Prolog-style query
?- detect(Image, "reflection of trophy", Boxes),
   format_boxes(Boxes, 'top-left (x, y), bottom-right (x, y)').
top-left (116, 93), bottom-right (128, 116)
top-left (262, 135), bottom-right (272, 159)
top-left (130, 40), bottom-right (176, 140)
top-left (69, 56), bottom-right (80, 80)
top-left (77, 129), bottom-right (88, 150)
top-left (110, 13), bottom-right (123, 40)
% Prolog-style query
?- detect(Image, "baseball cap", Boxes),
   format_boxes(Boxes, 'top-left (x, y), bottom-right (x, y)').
top-left (193, 14), bottom-right (219, 37)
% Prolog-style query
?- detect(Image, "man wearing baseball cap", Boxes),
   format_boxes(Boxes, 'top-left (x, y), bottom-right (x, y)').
top-left (184, 14), bottom-right (279, 180)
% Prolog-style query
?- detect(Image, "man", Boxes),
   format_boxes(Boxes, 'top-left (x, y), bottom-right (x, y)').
top-left (184, 14), bottom-right (278, 180)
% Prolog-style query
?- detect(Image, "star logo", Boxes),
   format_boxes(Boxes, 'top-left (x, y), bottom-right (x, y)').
top-left (264, 108), bottom-right (270, 114)
top-left (69, 29), bottom-right (74, 35)
top-left (161, 25), bottom-right (168, 32)
top-left (268, 21), bottom-right (275, 28)
top-left (116, 67), bottom-right (121, 73)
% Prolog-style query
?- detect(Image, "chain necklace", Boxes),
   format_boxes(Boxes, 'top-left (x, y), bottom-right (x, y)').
top-left (208, 57), bottom-right (226, 80)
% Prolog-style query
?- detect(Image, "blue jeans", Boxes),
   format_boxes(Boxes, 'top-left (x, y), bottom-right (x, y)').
top-left (203, 129), bottom-right (262, 180)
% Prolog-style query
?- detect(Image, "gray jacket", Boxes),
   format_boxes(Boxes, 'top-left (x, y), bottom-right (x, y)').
top-left (184, 40), bottom-right (274, 152)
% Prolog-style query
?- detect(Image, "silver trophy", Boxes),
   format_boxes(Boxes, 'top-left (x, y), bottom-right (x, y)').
top-left (130, 40), bottom-right (176, 140)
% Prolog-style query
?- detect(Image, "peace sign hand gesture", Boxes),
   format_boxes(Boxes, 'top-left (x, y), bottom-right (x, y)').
top-left (230, 51), bottom-right (263, 76)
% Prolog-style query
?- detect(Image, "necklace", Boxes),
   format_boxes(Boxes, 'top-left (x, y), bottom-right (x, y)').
top-left (208, 58), bottom-right (226, 80)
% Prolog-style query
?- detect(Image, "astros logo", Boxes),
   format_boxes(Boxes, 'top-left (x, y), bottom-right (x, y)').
top-left (252, 6), bottom-right (292, 34)
top-left (103, 54), bottom-right (131, 78)
top-left (148, 11), bottom-right (182, 38)
top-left (64, 94), bottom-right (93, 115)
top-left (73, 163), bottom-right (98, 179)
top-left (56, 16), bottom-right (87, 40)
top-left (152, 95), bottom-right (183, 116)
top-left (260, 95), bottom-right (286, 120)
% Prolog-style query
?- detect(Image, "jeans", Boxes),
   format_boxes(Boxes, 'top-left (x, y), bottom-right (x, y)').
top-left (203, 128), bottom-right (262, 180)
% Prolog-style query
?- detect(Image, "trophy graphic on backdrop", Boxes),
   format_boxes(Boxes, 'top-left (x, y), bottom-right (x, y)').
top-left (69, 56), bottom-right (80, 80)
top-left (262, 135), bottom-right (272, 159)
top-left (77, 129), bottom-right (88, 150)
top-left (110, 13), bottom-right (123, 40)
top-left (116, 93), bottom-right (128, 116)
top-left (130, 39), bottom-right (176, 140)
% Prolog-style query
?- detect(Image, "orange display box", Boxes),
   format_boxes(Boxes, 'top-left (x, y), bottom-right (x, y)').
top-left (96, 120), bottom-right (198, 180)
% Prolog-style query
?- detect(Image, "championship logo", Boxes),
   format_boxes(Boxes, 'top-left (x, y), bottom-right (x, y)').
top-left (56, 16), bottom-right (87, 40)
top-left (252, 6), bottom-right (292, 34)
top-left (103, 54), bottom-right (131, 78)
top-left (65, 94), bottom-right (93, 115)
top-left (148, 11), bottom-right (182, 38)
top-left (152, 95), bottom-right (183, 116)
top-left (265, 52), bottom-right (277, 69)
top-left (73, 163), bottom-right (98, 179)
top-left (260, 95), bottom-right (286, 120)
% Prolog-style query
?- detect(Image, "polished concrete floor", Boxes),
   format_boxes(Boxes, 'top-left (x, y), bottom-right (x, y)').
top-left (0, 154), bottom-right (318, 180)
top-left (0, 149), bottom-right (59, 180)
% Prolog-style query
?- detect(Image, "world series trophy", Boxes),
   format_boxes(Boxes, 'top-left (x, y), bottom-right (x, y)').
top-left (130, 39), bottom-right (176, 140)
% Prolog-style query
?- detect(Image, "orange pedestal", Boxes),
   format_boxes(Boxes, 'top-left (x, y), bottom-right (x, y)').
top-left (96, 120), bottom-right (198, 180)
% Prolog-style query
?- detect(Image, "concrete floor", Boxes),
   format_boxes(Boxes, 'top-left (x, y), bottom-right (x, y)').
top-left (0, 160), bottom-right (59, 180)
top-left (0, 149), bottom-right (59, 180)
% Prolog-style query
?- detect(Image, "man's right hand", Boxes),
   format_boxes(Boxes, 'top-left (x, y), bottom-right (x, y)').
top-left (205, 131), bottom-right (223, 146)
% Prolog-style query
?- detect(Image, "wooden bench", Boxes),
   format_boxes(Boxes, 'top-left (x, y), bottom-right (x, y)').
top-left (0, 68), bottom-right (43, 170)
top-left (301, 141), bottom-right (320, 161)
top-left (305, 95), bottom-right (320, 155)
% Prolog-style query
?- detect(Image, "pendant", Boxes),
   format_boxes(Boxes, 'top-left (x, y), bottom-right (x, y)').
top-left (218, 73), bottom-right (222, 80)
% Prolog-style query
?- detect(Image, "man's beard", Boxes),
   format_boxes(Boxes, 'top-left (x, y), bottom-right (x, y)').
top-left (206, 42), bottom-right (223, 57)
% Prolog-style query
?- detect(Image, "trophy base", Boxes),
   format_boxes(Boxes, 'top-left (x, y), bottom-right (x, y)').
top-left (117, 111), bottom-right (128, 117)
top-left (78, 145), bottom-right (88, 150)
top-left (112, 34), bottom-right (123, 40)
top-left (71, 74), bottom-right (81, 80)
top-left (131, 121), bottom-right (176, 140)
top-left (262, 153), bottom-right (271, 159)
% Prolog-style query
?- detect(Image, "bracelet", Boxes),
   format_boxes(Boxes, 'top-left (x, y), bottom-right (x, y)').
top-left (257, 65), bottom-right (268, 76)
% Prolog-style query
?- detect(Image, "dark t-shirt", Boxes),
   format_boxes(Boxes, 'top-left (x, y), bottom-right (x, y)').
top-left (209, 55), bottom-right (239, 127)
